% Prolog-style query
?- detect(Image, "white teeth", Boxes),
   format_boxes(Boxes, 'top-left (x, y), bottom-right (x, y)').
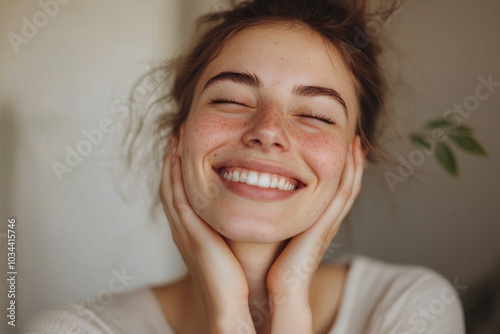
top-left (270, 176), bottom-right (279, 189)
top-left (220, 168), bottom-right (297, 191)
top-left (247, 171), bottom-right (259, 186)
top-left (257, 173), bottom-right (271, 188)
top-left (240, 171), bottom-right (247, 182)
top-left (232, 170), bottom-right (240, 182)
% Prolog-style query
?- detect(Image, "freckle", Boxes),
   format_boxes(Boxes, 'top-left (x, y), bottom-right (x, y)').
top-left (221, 226), bottom-right (224, 231)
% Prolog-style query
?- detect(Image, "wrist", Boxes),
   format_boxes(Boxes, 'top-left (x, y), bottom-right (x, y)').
top-left (268, 283), bottom-right (309, 308)
top-left (270, 294), bottom-right (311, 315)
top-left (207, 308), bottom-right (255, 334)
top-left (270, 301), bottom-right (313, 334)
top-left (203, 293), bottom-right (254, 334)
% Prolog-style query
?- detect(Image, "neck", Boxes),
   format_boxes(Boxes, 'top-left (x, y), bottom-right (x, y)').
top-left (183, 238), bottom-right (288, 334)
top-left (226, 238), bottom-right (288, 333)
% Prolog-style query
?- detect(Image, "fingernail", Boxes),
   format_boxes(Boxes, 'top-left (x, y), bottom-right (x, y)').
top-left (349, 142), bottom-right (353, 153)
top-left (171, 155), bottom-right (176, 165)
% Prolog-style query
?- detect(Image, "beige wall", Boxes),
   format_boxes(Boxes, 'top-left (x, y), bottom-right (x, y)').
top-left (0, 0), bottom-right (499, 333)
top-left (336, 0), bottom-right (500, 283)
top-left (0, 1), bottom-right (186, 333)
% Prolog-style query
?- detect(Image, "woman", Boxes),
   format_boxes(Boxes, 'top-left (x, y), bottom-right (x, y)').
top-left (26, 0), bottom-right (465, 333)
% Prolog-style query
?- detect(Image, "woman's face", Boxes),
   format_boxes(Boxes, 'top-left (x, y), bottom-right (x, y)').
top-left (177, 23), bottom-right (360, 243)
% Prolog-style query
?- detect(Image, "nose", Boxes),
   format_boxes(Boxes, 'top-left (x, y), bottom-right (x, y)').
top-left (241, 105), bottom-right (291, 152)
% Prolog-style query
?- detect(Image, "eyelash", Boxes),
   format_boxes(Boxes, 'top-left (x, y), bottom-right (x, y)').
top-left (210, 98), bottom-right (248, 107)
top-left (300, 113), bottom-right (336, 125)
top-left (210, 99), bottom-right (335, 125)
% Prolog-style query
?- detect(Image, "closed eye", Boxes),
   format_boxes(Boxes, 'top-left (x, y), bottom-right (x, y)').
top-left (299, 113), bottom-right (336, 125)
top-left (210, 98), bottom-right (249, 107)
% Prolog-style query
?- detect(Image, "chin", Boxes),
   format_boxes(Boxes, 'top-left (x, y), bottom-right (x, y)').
top-left (217, 223), bottom-right (289, 244)
top-left (198, 207), bottom-right (312, 244)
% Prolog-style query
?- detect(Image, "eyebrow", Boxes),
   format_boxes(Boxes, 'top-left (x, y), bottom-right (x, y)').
top-left (203, 71), bottom-right (348, 118)
top-left (203, 71), bottom-right (262, 91)
top-left (292, 85), bottom-right (348, 119)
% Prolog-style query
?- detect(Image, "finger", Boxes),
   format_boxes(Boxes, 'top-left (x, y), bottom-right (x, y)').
top-left (159, 136), bottom-right (174, 205)
top-left (338, 135), bottom-right (364, 219)
top-left (284, 142), bottom-right (356, 255)
top-left (169, 154), bottom-right (199, 228)
top-left (168, 144), bottom-right (218, 240)
top-left (159, 137), bottom-right (182, 240)
top-left (317, 139), bottom-right (356, 230)
top-left (324, 143), bottom-right (355, 240)
top-left (268, 138), bottom-right (363, 288)
top-left (301, 137), bottom-right (358, 245)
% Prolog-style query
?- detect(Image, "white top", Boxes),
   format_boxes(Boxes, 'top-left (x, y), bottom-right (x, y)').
top-left (25, 255), bottom-right (465, 334)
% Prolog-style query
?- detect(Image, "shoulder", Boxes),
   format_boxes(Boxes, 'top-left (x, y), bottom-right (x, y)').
top-left (332, 255), bottom-right (466, 334)
top-left (24, 302), bottom-right (115, 334)
top-left (25, 288), bottom-right (172, 334)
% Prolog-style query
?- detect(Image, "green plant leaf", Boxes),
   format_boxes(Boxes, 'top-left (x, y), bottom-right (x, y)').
top-left (410, 134), bottom-right (432, 150)
top-left (449, 135), bottom-right (488, 157)
top-left (453, 125), bottom-right (473, 135)
top-left (435, 143), bottom-right (458, 177)
top-left (426, 118), bottom-right (453, 129)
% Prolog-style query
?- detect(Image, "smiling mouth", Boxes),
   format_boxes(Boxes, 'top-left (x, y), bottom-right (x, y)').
top-left (216, 167), bottom-right (304, 191)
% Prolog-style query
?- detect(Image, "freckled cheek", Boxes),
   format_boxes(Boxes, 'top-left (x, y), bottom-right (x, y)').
top-left (297, 132), bottom-right (346, 181)
top-left (183, 113), bottom-right (242, 154)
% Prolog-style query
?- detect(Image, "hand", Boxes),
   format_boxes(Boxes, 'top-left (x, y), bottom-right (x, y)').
top-left (159, 137), bottom-right (255, 333)
top-left (266, 136), bottom-right (365, 333)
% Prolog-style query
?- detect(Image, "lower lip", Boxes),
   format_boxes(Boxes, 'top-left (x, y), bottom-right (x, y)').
top-left (214, 169), bottom-right (301, 201)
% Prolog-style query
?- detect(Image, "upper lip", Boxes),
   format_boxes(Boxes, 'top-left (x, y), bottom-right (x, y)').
top-left (213, 157), bottom-right (307, 186)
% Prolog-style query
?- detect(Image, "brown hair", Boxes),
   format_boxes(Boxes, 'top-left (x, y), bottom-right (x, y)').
top-left (122, 0), bottom-right (398, 208)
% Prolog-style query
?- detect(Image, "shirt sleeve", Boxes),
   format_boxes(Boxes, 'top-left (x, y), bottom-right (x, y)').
top-left (365, 269), bottom-right (466, 334)
top-left (24, 303), bottom-right (116, 334)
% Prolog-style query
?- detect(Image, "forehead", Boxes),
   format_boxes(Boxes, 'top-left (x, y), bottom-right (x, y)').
top-left (195, 23), bottom-right (359, 117)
